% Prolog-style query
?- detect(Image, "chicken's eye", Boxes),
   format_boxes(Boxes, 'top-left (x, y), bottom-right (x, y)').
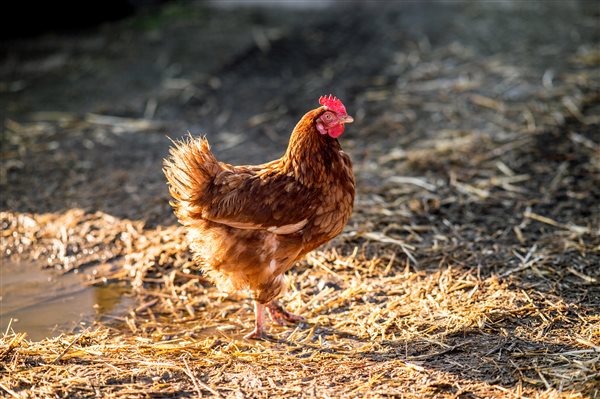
top-left (324, 113), bottom-right (334, 121)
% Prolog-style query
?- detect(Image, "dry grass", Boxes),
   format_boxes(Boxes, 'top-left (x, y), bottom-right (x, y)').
top-left (1, 249), bottom-right (598, 398)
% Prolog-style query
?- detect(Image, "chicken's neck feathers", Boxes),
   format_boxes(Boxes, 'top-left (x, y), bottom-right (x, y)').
top-left (280, 108), bottom-right (343, 188)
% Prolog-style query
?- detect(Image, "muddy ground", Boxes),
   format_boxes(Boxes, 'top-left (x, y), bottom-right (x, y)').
top-left (1, 1), bottom-right (599, 398)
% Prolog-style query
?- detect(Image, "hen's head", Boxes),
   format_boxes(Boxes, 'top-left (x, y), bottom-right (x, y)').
top-left (316, 95), bottom-right (353, 139)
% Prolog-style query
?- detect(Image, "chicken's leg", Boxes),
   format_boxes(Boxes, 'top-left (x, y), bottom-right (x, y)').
top-left (244, 301), bottom-right (268, 340)
top-left (267, 300), bottom-right (306, 325)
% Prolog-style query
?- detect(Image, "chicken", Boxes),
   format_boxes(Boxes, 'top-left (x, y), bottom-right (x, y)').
top-left (163, 95), bottom-right (355, 339)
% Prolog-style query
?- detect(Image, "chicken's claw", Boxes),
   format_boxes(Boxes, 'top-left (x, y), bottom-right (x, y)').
top-left (243, 328), bottom-right (269, 340)
top-left (267, 301), bottom-right (306, 325)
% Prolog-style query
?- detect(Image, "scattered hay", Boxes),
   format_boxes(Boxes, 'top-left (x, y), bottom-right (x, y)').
top-left (1, 256), bottom-right (598, 398)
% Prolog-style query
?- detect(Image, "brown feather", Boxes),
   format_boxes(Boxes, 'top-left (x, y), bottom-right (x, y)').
top-left (163, 106), bottom-right (355, 304)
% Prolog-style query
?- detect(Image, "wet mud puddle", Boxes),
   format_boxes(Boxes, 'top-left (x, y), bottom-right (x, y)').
top-left (0, 260), bottom-right (133, 341)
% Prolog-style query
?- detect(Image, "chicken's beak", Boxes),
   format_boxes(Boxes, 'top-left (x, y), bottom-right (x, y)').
top-left (340, 114), bottom-right (354, 124)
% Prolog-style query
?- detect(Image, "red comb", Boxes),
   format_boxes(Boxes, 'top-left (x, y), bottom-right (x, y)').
top-left (319, 94), bottom-right (347, 114)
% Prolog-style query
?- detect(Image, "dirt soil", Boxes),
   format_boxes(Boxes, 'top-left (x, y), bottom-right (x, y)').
top-left (1, 1), bottom-right (599, 398)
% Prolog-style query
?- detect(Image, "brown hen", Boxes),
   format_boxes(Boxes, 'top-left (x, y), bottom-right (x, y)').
top-left (163, 95), bottom-right (355, 339)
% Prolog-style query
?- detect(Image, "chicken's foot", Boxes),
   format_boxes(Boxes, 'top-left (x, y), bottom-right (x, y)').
top-left (244, 301), bottom-right (269, 340)
top-left (267, 300), bottom-right (306, 325)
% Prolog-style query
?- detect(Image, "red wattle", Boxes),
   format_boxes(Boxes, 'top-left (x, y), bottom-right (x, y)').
top-left (328, 124), bottom-right (345, 138)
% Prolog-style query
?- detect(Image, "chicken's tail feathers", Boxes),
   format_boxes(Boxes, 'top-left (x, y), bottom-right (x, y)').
top-left (163, 135), bottom-right (220, 223)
